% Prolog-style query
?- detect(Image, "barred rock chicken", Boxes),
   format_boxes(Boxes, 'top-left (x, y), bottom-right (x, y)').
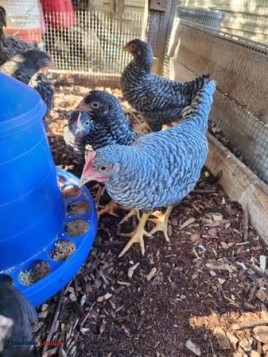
top-left (0, 49), bottom-right (54, 115)
top-left (64, 91), bottom-right (139, 163)
top-left (80, 80), bottom-right (216, 256)
top-left (64, 111), bottom-right (117, 164)
top-left (0, 282), bottom-right (38, 357)
top-left (76, 90), bottom-right (139, 145)
top-left (121, 38), bottom-right (210, 131)
top-left (64, 92), bottom-right (139, 215)
top-left (0, 6), bottom-right (37, 66)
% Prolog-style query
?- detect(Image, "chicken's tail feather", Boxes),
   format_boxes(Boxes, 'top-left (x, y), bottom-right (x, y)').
top-left (181, 79), bottom-right (216, 133)
top-left (174, 74), bottom-right (211, 98)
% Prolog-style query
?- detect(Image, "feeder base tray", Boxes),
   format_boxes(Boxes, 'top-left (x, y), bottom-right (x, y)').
top-left (0, 169), bottom-right (97, 307)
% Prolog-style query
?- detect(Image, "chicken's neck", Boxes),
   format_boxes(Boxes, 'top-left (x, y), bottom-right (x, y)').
top-left (105, 105), bottom-right (137, 146)
top-left (130, 52), bottom-right (153, 75)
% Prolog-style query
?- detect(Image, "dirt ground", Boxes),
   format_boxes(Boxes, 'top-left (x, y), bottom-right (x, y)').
top-left (33, 82), bottom-right (268, 357)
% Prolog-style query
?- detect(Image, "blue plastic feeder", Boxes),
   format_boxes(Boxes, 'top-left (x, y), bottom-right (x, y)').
top-left (0, 73), bottom-right (97, 306)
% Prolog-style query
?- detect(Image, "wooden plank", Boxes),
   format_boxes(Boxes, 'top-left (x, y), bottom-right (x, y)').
top-left (210, 90), bottom-right (268, 183)
top-left (146, 0), bottom-right (178, 74)
top-left (170, 23), bottom-right (268, 122)
top-left (150, 0), bottom-right (168, 11)
top-left (49, 71), bottom-right (121, 88)
top-left (182, 0), bottom-right (268, 16)
top-left (177, 2), bottom-right (268, 41)
top-left (103, 0), bottom-right (145, 12)
top-left (206, 133), bottom-right (268, 246)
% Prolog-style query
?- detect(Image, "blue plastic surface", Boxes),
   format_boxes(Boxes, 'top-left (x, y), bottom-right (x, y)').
top-left (0, 73), bottom-right (65, 269)
top-left (0, 74), bottom-right (97, 306)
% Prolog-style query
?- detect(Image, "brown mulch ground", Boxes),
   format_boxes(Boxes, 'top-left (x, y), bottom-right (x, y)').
top-left (33, 83), bottom-right (268, 357)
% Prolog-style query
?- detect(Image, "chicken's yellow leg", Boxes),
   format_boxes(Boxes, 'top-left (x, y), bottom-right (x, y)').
top-left (119, 208), bottom-right (141, 225)
top-left (148, 205), bottom-right (174, 242)
top-left (119, 212), bottom-right (152, 257)
top-left (98, 200), bottom-right (119, 217)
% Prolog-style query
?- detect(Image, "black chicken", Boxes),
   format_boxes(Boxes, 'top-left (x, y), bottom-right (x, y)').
top-left (0, 282), bottom-right (38, 357)
top-left (121, 38), bottom-right (210, 131)
top-left (0, 6), bottom-right (37, 66)
top-left (0, 49), bottom-right (54, 116)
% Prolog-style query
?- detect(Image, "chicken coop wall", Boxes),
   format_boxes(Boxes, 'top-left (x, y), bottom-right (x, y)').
top-left (178, 0), bottom-right (268, 43)
top-left (167, 0), bottom-right (268, 184)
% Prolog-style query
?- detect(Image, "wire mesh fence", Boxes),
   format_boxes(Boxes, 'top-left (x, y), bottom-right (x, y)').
top-left (172, 0), bottom-right (268, 183)
top-left (43, 10), bottom-right (144, 73)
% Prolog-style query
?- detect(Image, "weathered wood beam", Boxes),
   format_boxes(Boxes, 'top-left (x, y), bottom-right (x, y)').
top-left (207, 133), bottom-right (268, 245)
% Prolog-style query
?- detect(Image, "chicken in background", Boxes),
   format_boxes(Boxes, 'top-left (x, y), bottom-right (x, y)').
top-left (0, 281), bottom-right (39, 357)
top-left (121, 38), bottom-right (210, 131)
top-left (0, 6), bottom-right (38, 66)
top-left (0, 49), bottom-right (54, 116)
top-left (80, 80), bottom-right (216, 257)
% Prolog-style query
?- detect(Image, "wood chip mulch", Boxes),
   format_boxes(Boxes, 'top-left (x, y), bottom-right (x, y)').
top-left (33, 83), bottom-right (268, 357)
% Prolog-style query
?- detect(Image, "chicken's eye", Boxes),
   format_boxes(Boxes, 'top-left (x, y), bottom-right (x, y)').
top-left (130, 44), bottom-right (136, 49)
top-left (90, 102), bottom-right (100, 109)
top-left (99, 165), bottom-right (108, 172)
top-left (85, 121), bottom-right (90, 125)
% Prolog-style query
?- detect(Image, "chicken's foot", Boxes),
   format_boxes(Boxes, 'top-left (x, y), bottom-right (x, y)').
top-left (98, 200), bottom-right (119, 217)
top-left (119, 208), bottom-right (141, 225)
top-left (119, 212), bottom-right (152, 257)
top-left (148, 205), bottom-right (174, 242)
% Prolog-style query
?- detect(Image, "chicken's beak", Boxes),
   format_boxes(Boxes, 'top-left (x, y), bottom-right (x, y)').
top-left (79, 176), bottom-right (90, 188)
top-left (46, 58), bottom-right (54, 67)
top-left (79, 151), bottom-right (96, 187)
top-left (76, 99), bottom-right (92, 113)
top-left (123, 44), bottom-right (130, 52)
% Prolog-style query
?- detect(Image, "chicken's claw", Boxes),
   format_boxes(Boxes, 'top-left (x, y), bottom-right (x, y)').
top-left (98, 200), bottom-right (119, 217)
top-left (148, 206), bottom-right (174, 242)
top-left (119, 212), bottom-right (151, 257)
top-left (119, 208), bottom-right (141, 225)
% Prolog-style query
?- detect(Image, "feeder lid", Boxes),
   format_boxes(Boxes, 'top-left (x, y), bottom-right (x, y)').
top-left (0, 73), bottom-right (46, 135)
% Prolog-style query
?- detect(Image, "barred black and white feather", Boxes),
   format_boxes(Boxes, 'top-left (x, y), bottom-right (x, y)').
top-left (76, 90), bottom-right (139, 145)
top-left (85, 80), bottom-right (216, 211)
top-left (0, 50), bottom-right (54, 116)
top-left (0, 6), bottom-right (38, 66)
top-left (29, 72), bottom-right (54, 115)
top-left (121, 38), bottom-right (210, 131)
top-left (64, 91), bottom-right (140, 164)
